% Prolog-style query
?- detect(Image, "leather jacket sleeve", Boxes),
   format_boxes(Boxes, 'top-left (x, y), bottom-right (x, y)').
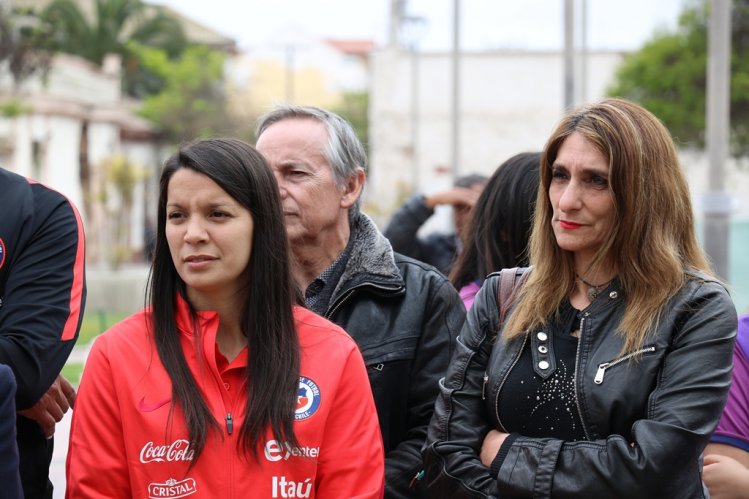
top-left (386, 271), bottom-right (465, 498)
top-left (423, 276), bottom-right (503, 498)
top-left (424, 275), bottom-right (738, 499)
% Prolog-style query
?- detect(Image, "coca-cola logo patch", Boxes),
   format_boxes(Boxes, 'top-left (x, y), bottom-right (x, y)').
top-left (140, 440), bottom-right (194, 464)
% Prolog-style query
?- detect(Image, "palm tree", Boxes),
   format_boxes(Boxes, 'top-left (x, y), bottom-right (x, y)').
top-left (41, 0), bottom-right (187, 96)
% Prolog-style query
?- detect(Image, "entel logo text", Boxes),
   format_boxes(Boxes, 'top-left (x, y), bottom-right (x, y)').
top-left (264, 440), bottom-right (319, 462)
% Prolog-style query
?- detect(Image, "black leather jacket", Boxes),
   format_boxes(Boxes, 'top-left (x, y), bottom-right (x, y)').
top-left (424, 268), bottom-right (737, 499)
top-left (325, 213), bottom-right (465, 498)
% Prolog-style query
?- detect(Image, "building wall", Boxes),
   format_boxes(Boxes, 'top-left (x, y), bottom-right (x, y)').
top-left (368, 47), bottom-right (627, 224)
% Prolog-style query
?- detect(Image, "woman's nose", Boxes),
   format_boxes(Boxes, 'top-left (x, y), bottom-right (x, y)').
top-left (558, 181), bottom-right (582, 212)
top-left (184, 217), bottom-right (208, 243)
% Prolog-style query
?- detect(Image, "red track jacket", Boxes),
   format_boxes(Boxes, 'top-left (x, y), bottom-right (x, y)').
top-left (66, 297), bottom-right (384, 498)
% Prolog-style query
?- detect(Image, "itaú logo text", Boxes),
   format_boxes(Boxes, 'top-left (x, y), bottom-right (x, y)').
top-left (264, 440), bottom-right (320, 462)
top-left (140, 440), bottom-right (195, 464)
top-left (148, 478), bottom-right (197, 498)
top-left (272, 476), bottom-right (312, 498)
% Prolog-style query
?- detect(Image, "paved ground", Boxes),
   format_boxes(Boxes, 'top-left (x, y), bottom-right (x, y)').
top-left (50, 411), bottom-right (71, 498)
top-left (49, 344), bottom-right (88, 498)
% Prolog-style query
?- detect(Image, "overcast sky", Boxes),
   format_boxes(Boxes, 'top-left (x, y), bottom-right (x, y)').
top-left (153, 0), bottom-right (687, 52)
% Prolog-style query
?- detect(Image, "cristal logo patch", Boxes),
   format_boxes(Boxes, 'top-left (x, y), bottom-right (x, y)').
top-left (148, 477), bottom-right (196, 498)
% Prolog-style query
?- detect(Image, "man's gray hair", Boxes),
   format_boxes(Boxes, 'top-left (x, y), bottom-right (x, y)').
top-left (256, 105), bottom-right (367, 211)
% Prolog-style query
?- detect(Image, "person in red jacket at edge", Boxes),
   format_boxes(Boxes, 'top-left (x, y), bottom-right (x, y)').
top-left (66, 138), bottom-right (384, 498)
top-left (0, 166), bottom-right (86, 499)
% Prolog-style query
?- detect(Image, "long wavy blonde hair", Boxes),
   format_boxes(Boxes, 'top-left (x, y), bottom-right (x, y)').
top-left (503, 98), bottom-right (713, 354)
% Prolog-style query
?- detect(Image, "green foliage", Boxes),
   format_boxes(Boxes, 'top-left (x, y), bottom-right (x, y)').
top-left (40, 0), bottom-right (186, 97)
top-left (607, 0), bottom-right (749, 156)
top-left (333, 91), bottom-right (370, 153)
top-left (0, 6), bottom-right (54, 87)
top-left (135, 43), bottom-right (238, 143)
top-left (0, 98), bottom-right (30, 116)
top-left (78, 311), bottom-right (127, 346)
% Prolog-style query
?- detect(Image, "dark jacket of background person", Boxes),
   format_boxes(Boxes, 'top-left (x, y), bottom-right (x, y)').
top-left (424, 269), bottom-right (736, 498)
top-left (0, 364), bottom-right (22, 499)
top-left (0, 167), bottom-right (86, 499)
top-left (383, 195), bottom-right (458, 276)
top-left (384, 174), bottom-right (487, 276)
top-left (322, 211), bottom-right (465, 498)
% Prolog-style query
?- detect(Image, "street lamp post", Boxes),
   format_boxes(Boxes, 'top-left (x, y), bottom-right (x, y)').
top-left (704, 0), bottom-right (732, 280)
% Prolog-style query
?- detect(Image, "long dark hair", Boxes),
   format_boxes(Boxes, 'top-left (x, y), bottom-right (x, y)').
top-left (146, 138), bottom-right (300, 461)
top-left (450, 152), bottom-right (541, 290)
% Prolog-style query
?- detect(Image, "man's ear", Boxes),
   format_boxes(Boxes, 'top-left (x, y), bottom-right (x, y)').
top-left (340, 168), bottom-right (366, 209)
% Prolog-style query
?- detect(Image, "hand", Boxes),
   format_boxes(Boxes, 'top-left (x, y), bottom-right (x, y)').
top-left (703, 453), bottom-right (749, 499)
top-left (18, 374), bottom-right (76, 439)
top-left (480, 429), bottom-right (509, 467)
top-left (425, 187), bottom-right (482, 210)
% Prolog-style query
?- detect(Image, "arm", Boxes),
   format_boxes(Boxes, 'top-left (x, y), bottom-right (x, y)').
top-left (704, 323), bottom-right (749, 499)
top-left (386, 274), bottom-right (465, 498)
top-left (703, 451), bottom-right (749, 499)
top-left (491, 280), bottom-right (737, 498)
top-left (315, 342), bottom-right (385, 499)
top-left (383, 195), bottom-right (435, 260)
top-left (66, 336), bottom-right (131, 498)
top-left (423, 277), bottom-right (504, 498)
top-left (0, 186), bottom-right (86, 410)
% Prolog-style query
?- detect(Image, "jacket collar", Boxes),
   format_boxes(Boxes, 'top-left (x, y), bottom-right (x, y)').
top-left (330, 212), bottom-right (404, 302)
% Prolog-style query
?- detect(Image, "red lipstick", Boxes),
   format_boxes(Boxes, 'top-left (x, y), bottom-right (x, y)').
top-left (559, 220), bottom-right (583, 230)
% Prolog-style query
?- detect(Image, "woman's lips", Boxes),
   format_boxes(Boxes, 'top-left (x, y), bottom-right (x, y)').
top-left (559, 220), bottom-right (583, 230)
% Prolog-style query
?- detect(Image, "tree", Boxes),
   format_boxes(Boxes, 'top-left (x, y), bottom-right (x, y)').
top-left (134, 43), bottom-right (245, 144)
top-left (0, 6), bottom-right (53, 93)
top-left (607, 0), bottom-right (749, 157)
top-left (40, 0), bottom-right (186, 97)
top-left (333, 91), bottom-right (370, 153)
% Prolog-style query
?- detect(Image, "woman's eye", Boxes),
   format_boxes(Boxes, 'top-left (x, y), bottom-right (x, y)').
top-left (590, 175), bottom-right (609, 188)
top-left (167, 212), bottom-right (183, 221)
top-left (210, 211), bottom-right (229, 218)
top-left (551, 169), bottom-right (568, 181)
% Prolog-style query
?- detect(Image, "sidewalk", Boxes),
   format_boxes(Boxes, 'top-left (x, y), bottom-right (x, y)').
top-left (50, 344), bottom-right (89, 498)
top-left (50, 410), bottom-right (71, 498)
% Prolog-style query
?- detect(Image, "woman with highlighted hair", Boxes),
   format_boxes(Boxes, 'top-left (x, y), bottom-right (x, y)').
top-left (423, 98), bottom-right (736, 498)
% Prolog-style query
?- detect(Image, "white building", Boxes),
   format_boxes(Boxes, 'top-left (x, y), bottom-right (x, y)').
top-left (367, 46), bottom-right (627, 220)
top-left (0, 52), bottom-right (164, 267)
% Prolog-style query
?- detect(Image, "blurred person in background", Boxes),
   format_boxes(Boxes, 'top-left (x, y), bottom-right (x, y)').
top-left (0, 166), bottom-right (85, 499)
top-left (66, 138), bottom-right (384, 498)
top-left (384, 173), bottom-right (487, 276)
top-left (449, 152), bottom-right (541, 309)
top-left (423, 98), bottom-right (736, 498)
top-left (704, 312), bottom-right (749, 499)
top-left (256, 105), bottom-right (465, 498)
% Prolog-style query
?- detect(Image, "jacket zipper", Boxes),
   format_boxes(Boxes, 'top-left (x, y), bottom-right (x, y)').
top-left (492, 334), bottom-right (528, 432)
top-left (574, 316), bottom-right (591, 440)
top-left (325, 282), bottom-right (403, 320)
top-left (225, 412), bottom-right (233, 435)
top-left (594, 346), bottom-right (657, 384)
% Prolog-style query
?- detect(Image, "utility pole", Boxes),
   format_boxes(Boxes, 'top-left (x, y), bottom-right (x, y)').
top-left (450, 0), bottom-right (461, 176)
top-left (704, 0), bottom-right (732, 279)
top-left (563, 0), bottom-right (575, 110)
